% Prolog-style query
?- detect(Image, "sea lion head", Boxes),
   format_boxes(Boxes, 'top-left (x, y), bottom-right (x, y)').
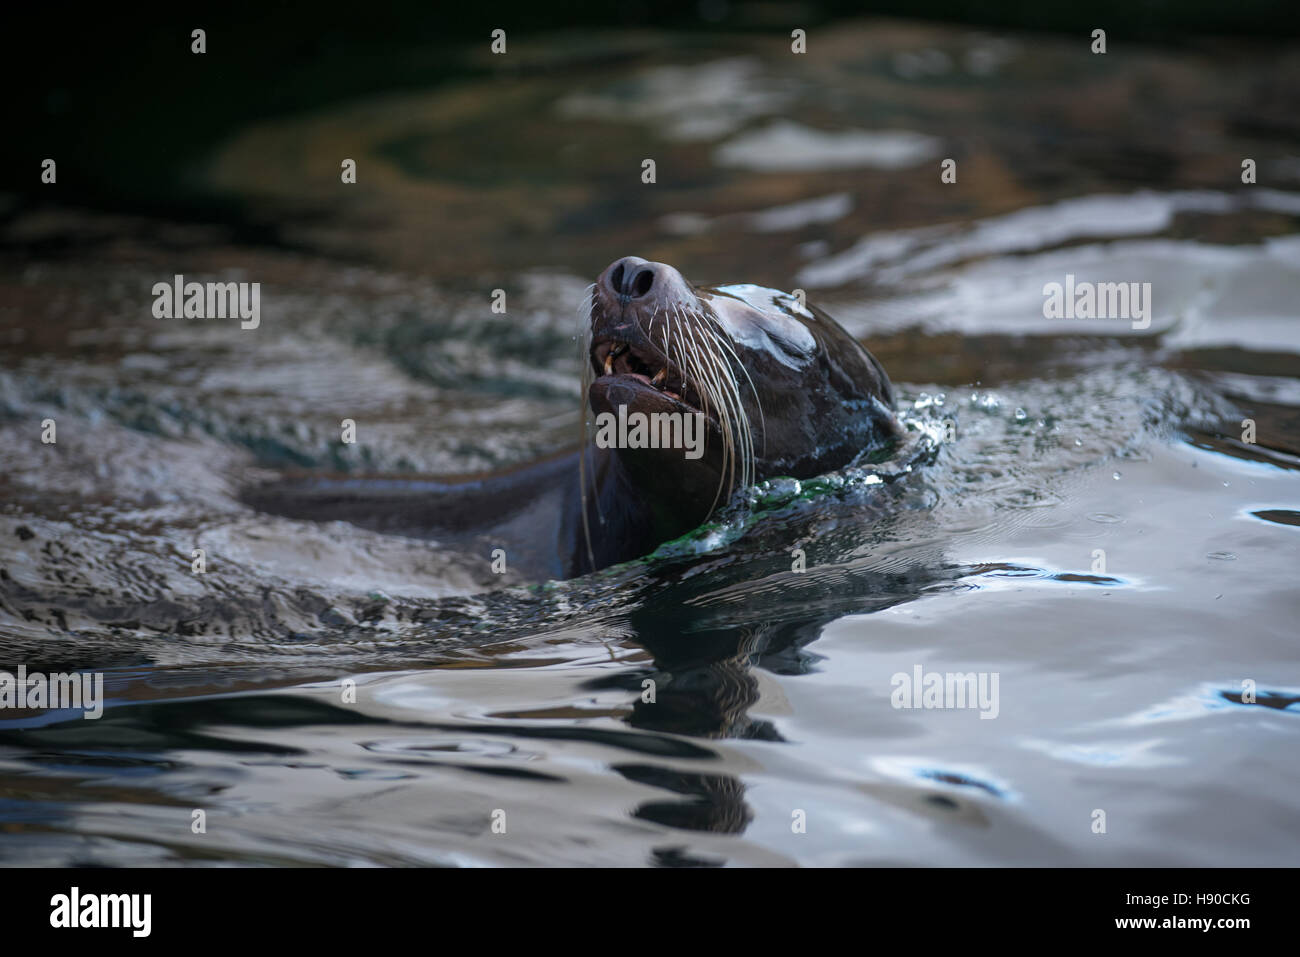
top-left (585, 255), bottom-right (901, 527)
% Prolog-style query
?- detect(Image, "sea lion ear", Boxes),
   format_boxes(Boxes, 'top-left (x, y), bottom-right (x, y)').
top-left (775, 290), bottom-right (816, 321)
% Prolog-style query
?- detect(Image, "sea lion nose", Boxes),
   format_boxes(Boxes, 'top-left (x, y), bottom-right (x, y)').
top-left (601, 256), bottom-right (659, 301)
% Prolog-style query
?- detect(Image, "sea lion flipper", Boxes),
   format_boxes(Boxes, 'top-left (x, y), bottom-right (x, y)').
top-left (240, 452), bottom-right (581, 542)
top-left (239, 476), bottom-right (455, 538)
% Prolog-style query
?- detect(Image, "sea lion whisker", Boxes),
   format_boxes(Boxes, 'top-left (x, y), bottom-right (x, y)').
top-left (577, 281), bottom-right (606, 569)
top-left (676, 339), bottom-right (729, 503)
top-left (687, 317), bottom-right (753, 491)
top-left (695, 323), bottom-right (753, 489)
top-left (679, 316), bottom-right (745, 501)
top-left (698, 309), bottom-right (765, 460)
top-left (657, 307), bottom-right (733, 507)
top-left (660, 309), bottom-right (672, 393)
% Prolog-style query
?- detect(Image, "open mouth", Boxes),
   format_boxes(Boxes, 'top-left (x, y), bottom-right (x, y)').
top-left (590, 337), bottom-right (699, 410)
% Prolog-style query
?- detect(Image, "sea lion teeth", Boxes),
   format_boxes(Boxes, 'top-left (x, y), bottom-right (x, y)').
top-left (602, 343), bottom-right (629, 376)
top-left (651, 368), bottom-right (667, 386)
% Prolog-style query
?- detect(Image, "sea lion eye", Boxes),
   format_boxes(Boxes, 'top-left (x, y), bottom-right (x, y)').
top-left (710, 285), bottom-right (818, 367)
top-left (757, 314), bottom-right (816, 360)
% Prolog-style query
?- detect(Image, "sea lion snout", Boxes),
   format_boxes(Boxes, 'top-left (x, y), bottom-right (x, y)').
top-left (588, 257), bottom-right (708, 422)
top-left (595, 256), bottom-right (699, 319)
top-left (601, 256), bottom-right (657, 300)
top-left (599, 256), bottom-right (682, 302)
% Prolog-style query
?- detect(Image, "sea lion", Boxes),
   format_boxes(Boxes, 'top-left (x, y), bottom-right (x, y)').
top-left (242, 256), bottom-right (901, 581)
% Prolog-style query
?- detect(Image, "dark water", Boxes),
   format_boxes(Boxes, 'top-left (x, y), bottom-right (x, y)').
top-left (2, 21), bottom-right (1299, 865)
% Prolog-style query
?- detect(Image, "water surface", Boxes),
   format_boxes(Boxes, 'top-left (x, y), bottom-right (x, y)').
top-left (1, 20), bottom-right (1298, 866)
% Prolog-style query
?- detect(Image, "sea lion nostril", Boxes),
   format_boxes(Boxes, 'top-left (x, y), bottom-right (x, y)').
top-left (626, 267), bottom-right (655, 298)
top-left (601, 256), bottom-right (654, 300)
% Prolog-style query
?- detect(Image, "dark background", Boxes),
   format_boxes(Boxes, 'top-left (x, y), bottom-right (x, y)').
top-left (6, 0), bottom-right (1297, 225)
